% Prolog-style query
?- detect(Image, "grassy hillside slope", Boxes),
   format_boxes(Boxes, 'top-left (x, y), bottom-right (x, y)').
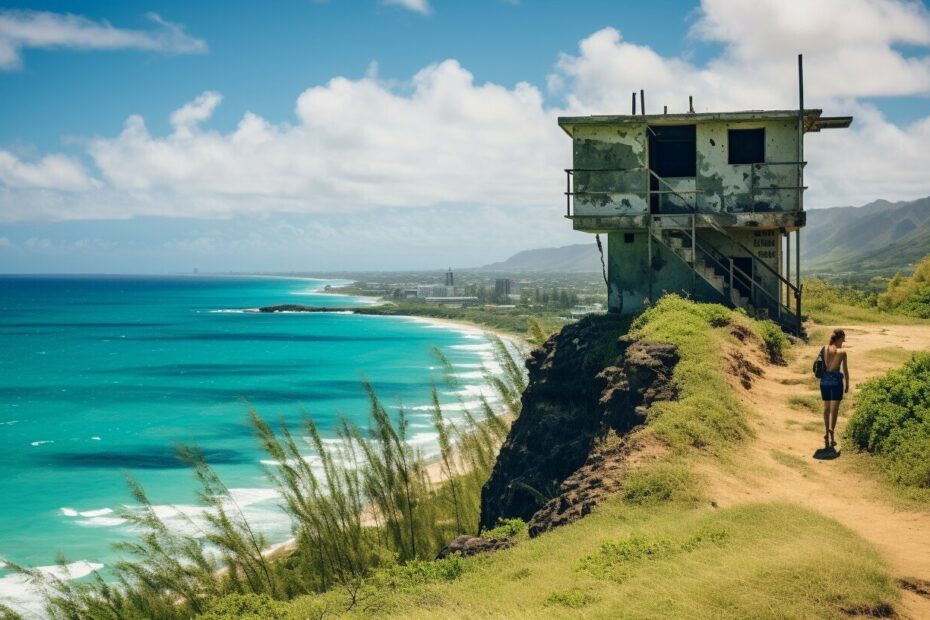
top-left (278, 502), bottom-right (893, 619)
top-left (267, 298), bottom-right (900, 619)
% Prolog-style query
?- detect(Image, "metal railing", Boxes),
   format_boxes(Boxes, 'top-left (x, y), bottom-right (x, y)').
top-left (649, 212), bottom-right (801, 332)
top-left (564, 161), bottom-right (807, 217)
top-left (563, 165), bottom-right (804, 332)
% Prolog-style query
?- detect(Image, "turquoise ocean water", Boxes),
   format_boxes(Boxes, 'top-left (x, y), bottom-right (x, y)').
top-left (0, 275), bottom-right (499, 613)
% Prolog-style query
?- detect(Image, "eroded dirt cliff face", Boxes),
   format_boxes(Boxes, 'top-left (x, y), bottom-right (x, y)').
top-left (479, 316), bottom-right (679, 535)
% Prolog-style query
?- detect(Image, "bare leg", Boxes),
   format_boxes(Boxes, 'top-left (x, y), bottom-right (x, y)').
top-left (823, 401), bottom-right (831, 448)
top-left (829, 401), bottom-right (841, 446)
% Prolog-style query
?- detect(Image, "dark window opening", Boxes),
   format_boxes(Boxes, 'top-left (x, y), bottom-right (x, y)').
top-left (728, 128), bottom-right (765, 165)
top-left (624, 233), bottom-right (635, 243)
top-left (648, 125), bottom-right (696, 178)
top-left (732, 256), bottom-right (754, 298)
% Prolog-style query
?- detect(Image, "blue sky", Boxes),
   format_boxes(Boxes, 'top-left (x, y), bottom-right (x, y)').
top-left (1, 0), bottom-right (706, 150)
top-left (1, 0), bottom-right (929, 273)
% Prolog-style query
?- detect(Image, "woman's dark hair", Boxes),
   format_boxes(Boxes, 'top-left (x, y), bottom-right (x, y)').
top-left (829, 329), bottom-right (846, 345)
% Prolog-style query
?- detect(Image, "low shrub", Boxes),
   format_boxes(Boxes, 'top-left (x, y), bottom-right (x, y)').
top-left (544, 588), bottom-right (598, 608)
top-left (845, 353), bottom-right (930, 490)
top-left (878, 256), bottom-right (930, 318)
top-left (481, 517), bottom-right (527, 540)
top-left (621, 461), bottom-right (696, 505)
top-left (196, 593), bottom-right (288, 620)
top-left (379, 556), bottom-right (467, 590)
top-left (755, 319), bottom-right (789, 364)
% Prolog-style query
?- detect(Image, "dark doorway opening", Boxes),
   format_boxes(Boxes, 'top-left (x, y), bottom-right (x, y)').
top-left (732, 256), bottom-right (753, 298)
top-left (648, 124), bottom-right (696, 213)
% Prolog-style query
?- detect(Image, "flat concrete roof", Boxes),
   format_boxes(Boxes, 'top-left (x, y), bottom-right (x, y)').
top-left (557, 109), bottom-right (852, 137)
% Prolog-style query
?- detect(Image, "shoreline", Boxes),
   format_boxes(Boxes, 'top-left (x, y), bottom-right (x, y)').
top-left (251, 311), bottom-right (529, 565)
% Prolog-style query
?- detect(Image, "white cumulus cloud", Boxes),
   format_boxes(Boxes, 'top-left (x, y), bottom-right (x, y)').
top-left (1, 0), bottom-right (930, 225)
top-left (382, 0), bottom-right (431, 15)
top-left (0, 150), bottom-right (96, 191)
top-left (0, 9), bottom-right (206, 70)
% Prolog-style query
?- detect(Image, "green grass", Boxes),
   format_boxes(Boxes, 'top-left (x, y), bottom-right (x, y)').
top-left (868, 347), bottom-right (915, 365)
top-left (787, 394), bottom-right (821, 414)
top-left (803, 276), bottom-right (928, 326)
top-left (845, 353), bottom-right (930, 497)
top-left (770, 450), bottom-right (815, 476)
top-left (627, 295), bottom-right (766, 453)
top-left (281, 502), bottom-right (896, 619)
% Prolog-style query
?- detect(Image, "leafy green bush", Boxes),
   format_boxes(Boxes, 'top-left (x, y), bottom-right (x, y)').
top-left (379, 556), bottom-right (467, 590)
top-left (846, 353), bottom-right (930, 490)
top-left (481, 517), bottom-right (527, 540)
top-left (196, 593), bottom-right (287, 620)
top-left (620, 461), bottom-right (696, 505)
top-left (544, 588), bottom-right (598, 608)
top-left (755, 319), bottom-right (789, 364)
top-left (878, 256), bottom-right (930, 317)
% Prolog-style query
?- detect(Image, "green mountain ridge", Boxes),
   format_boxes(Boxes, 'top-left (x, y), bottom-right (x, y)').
top-left (479, 243), bottom-right (602, 272)
top-left (803, 196), bottom-right (930, 275)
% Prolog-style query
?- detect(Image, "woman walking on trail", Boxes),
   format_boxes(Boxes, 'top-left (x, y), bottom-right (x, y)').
top-left (820, 329), bottom-right (850, 449)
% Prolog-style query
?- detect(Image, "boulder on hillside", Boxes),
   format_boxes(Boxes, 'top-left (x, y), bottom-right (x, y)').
top-left (436, 535), bottom-right (514, 559)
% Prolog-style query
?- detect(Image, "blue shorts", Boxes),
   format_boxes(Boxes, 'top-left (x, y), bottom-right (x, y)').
top-left (820, 371), bottom-right (844, 401)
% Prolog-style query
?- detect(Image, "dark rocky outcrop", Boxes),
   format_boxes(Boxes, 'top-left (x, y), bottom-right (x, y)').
top-left (436, 535), bottom-right (515, 559)
top-left (479, 315), bottom-right (679, 535)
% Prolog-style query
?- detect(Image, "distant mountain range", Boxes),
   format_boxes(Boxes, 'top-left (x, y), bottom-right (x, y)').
top-left (479, 196), bottom-right (930, 276)
top-left (478, 243), bottom-right (602, 273)
top-left (803, 196), bottom-right (930, 275)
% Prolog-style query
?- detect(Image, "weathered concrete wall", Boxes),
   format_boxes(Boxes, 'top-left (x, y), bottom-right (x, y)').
top-left (572, 118), bottom-right (801, 218)
top-left (573, 124), bottom-right (648, 217)
top-left (695, 120), bottom-right (800, 213)
top-left (606, 232), bottom-right (726, 314)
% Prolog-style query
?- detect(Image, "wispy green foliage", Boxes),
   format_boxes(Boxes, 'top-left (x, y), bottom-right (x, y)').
top-left (846, 353), bottom-right (930, 493)
top-left (10, 337), bottom-right (527, 619)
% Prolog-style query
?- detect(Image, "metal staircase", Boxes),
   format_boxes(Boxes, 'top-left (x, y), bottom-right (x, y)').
top-left (646, 171), bottom-right (803, 334)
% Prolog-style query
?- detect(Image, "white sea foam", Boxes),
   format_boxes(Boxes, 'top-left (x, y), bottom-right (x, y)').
top-left (408, 432), bottom-right (440, 446)
top-left (139, 487), bottom-right (288, 540)
top-left (29, 440), bottom-right (53, 447)
top-left (78, 508), bottom-right (113, 518)
top-left (76, 516), bottom-right (126, 528)
top-left (451, 371), bottom-right (485, 380)
top-left (0, 420), bottom-right (18, 426)
top-left (90, 436), bottom-right (101, 441)
top-left (60, 506), bottom-right (126, 528)
top-left (450, 343), bottom-right (495, 352)
top-left (0, 559), bottom-right (104, 618)
top-left (208, 308), bottom-right (259, 314)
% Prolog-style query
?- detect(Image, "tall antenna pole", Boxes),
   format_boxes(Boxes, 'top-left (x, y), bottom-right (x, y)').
top-left (632, 92), bottom-right (637, 115)
top-left (639, 89), bottom-right (645, 115)
top-left (796, 54), bottom-right (804, 325)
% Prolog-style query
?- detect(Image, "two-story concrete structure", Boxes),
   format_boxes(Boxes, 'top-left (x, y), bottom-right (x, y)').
top-left (559, 107), bottom-right (851, 332)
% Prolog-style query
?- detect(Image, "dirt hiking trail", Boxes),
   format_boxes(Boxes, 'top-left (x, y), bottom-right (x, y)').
top-left (702, 322), bottom-right (930, 618)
